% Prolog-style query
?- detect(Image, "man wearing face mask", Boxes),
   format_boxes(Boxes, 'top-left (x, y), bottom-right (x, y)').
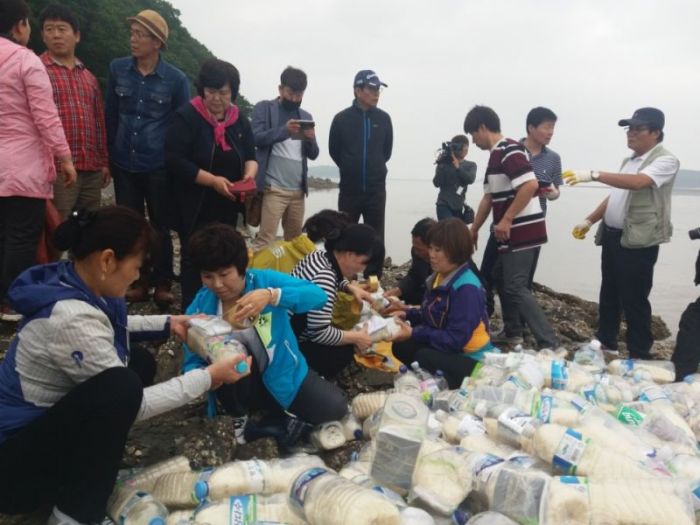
top-left (251, 66), bottom-right (319, 251)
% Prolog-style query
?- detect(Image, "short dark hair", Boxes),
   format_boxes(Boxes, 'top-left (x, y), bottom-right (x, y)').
top-left (195, 58), bottom-right (240, 101)
top-left (303, 209), bottom-right (352, 243)
top-left (188, 223), bottom-right (248, 275)
top-left (280, 66), bottom-right (307, 92)
top-left (0, 0), bottom-right (30, 34)
top-left (411, 217), bottom-right (437, 242)
top-left (463, 105), bottom-right (501, 134)
top-left (526, 106), bottom-right (557, 132)
top-left (426, 218), bottom-right (473, 265)
top-left (451, 134), bottom-right (469, 147)
top-left (53, 206), bottom-right (155, 261)
top-left (39, 3), bottom-right (79, 33)
top-left (325, 223), bottom-right (378, 257)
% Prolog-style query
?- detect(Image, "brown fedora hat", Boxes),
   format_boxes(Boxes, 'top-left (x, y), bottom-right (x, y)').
top-left (127, 10), bottom-right (169, 49)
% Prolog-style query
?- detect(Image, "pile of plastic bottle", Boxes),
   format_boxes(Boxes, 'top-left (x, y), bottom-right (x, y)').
top-left (109, 341), bottom-right (700, 525)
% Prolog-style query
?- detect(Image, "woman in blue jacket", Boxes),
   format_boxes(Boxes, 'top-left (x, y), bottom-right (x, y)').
top-left (183, 223), bottom-right (347, 445)
top-left (391, 218), bottom-right (496, 388)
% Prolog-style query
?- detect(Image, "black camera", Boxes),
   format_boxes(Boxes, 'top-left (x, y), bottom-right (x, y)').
top-left (689, 227), bottom-right (700, 241)
top-left (435, 141), bottom-right (463, 165)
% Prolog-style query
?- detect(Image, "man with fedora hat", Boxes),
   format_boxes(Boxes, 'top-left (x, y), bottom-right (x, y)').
top-left (329, 69), bottom-right (393, 243)
top-left (563, 107), bottom-right (679, 358)
top-left (105, 9), bottom-right (190, 307)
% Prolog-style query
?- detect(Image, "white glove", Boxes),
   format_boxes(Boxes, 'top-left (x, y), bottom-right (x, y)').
top-left (572, 220), bottom-right (593, 240)
top-left (563, 170), bottom-right (600, 185)
top-left (545, 184), bottom-right (560, 201)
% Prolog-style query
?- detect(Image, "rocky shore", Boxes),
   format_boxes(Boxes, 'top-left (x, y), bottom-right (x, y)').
top-left (0, 255), bottom-right (675, 525)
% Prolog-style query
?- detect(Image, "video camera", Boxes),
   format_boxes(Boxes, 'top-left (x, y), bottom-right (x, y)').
top-left (435, 141), bottom-right (464, 165)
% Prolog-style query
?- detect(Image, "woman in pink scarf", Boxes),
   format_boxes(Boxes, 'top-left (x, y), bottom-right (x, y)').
top-left (165, 58), bottom-right (258, 309)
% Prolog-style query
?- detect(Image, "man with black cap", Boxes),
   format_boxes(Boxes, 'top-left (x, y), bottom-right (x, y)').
top-left (105, 9), bottom-right (190, 307)
top-left (329, 70), bottom-right (393, 242)
top-left (563, 107), bottom-right (679, 358)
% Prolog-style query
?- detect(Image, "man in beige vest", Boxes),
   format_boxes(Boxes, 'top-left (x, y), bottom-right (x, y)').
top-left (563, 107), bottom-right (679, 358)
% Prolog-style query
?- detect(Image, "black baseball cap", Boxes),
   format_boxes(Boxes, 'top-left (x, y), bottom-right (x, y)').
top-left (618, 107), bottom-right (665, 129)
top-left (354, 70), bottom-right (388, 89)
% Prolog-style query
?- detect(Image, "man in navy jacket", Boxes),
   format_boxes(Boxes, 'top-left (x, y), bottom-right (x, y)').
top-left (329, 70), bottom-right (393, 242)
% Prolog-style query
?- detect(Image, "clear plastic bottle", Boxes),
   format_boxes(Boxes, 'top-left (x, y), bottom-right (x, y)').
top-left (289, 467), bottom-right (401, 525)
top-left (309, 421), bottom-right (347, 450)
top-left (119, 456), bottom-right (191, 493)
top-left (362, 407), bottom-right (384, 440)
top-left (194, 493), bottom-right (307, 525)
top-left (340, 411), bottom-right (363, 441)
top-left (107, 487), bottom-right (168, 525)
top-left (395, 365), bottom-right (422, 397)
top-left (151, 468), bottom-right (213, 508)
top-left (351, 390), bottom-right (391, 420)
top-left (573, 339), bottom-right (605, 373)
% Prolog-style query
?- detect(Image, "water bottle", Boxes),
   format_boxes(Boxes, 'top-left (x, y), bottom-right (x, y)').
top-left (573, 339), bottom-right (605, 373)
top-left (371, 393), bottom-right (429, 494)
top-left (289, 468), bottom-right (401, 524)
top-left (309, 420), bottom-right (347, 450)
top-left (394, 365), bottom-right (422, 397)
top-left (151, 468), bottom-right (213, 508)
top-left (107, 487), bottom-right (168, 525)
top-left (164, 510), bottom-right (192, 525)
top-left (340, 411), bottom-right (363, 441)
top-left (351, 390), bottom-right (391, 420)
top-left (362, 408), bottom-right (384, 440)
top-left (194, 493), bottom-right (307, 525)
top-left (120, 456), bottom-right (191, 493)
top-left (400, 507), bottom-right (436, 524)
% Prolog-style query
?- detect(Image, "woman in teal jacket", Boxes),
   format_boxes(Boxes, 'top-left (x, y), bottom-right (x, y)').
top-left (182, 223), bottom-right (347, 445)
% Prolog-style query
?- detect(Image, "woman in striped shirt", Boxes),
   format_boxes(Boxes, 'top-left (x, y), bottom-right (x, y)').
top-left (291, 224), bottom-right (379, 378)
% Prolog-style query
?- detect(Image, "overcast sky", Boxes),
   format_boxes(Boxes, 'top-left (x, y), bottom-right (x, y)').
top-left (169, 0), bottom-right (700, 180)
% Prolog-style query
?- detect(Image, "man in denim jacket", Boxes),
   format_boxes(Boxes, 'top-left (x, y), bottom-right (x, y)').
top-left (105, 9), bottom-right (190, 306)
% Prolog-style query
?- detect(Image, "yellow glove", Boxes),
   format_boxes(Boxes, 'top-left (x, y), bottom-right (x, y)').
top-left (562, 169), bottom-right (600, 185)
top-left (572, 220), bottom-right (593, 239)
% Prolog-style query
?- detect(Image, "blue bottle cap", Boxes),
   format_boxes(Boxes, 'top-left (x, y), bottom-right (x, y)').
top-left (235, 360), bottom-right (248, 374)
top-left (436, 369), bottom-right (444, 377)
top-left (194, 480), bottom-right (209, 502)
top-left (148, 518), bottom-right (165, 525)
top-left (399, 365), bottom-right (408, 374)
top-left (353, 429), bottom-right (363, 440)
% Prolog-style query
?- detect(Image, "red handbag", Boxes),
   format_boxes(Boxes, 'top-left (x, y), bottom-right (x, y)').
top-left (228, 178), bottom-right (257, 202)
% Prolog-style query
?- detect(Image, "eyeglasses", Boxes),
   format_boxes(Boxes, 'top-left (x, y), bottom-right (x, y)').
top-left (130, 30), bottom-right (154, 40)
top-left (203, 87), bottom-right (232, 99)
top-left (625, 125), bottom-right (650, 135)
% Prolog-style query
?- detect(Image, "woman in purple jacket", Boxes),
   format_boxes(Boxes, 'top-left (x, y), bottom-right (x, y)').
top-left (391, 218), bottom-right (496, 388)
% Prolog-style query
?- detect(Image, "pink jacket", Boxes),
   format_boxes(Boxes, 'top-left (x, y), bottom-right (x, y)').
top-left (0, 38), bottom-right (71, 199)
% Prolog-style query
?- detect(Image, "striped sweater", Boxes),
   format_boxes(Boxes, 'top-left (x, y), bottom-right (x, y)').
top-left (291, 250), bottom-right (350, 345)
top-left (485, 138), bottom-right (547, 252)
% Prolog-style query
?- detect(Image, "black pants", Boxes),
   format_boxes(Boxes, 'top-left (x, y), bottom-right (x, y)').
top-left (672, 297), bottom-right (700, 381)
top-left (298, 340), bottom-right (356, 380)
top-left (0, 197), bottom-right (45, 304)
top-left (0, 368), bottom-right (143, 522)
top-left (596, 226), bottom-right (659, 357)
top-left (112, 166), bottom-right (174, 286)
top-left (338, 190), bottom-right (386, 243)
top-left (392, 338), bottom-right (477, 389)
top-left (217, 358), bottom-right (347, 425)
top-left (480, 232), bottom-right (498, 318)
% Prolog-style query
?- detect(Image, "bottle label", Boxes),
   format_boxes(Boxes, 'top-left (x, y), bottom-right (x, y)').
top-left (621, 359), bottom-right (635, 374)
top-left (245, 460), bottom-right (267, 494)
top-left (448, 389), bottom-right (469, 413)
top-left (118, 491), bottom-right (150, 523)
top-left (551, 361), bottom-right (568, 390)
top-left (553, 428), bottom-right (588, 475)
top-left (472, 454), bottom-right (504, 486)
top-left (497, 407), bottom-right (533, 436)
top-left (457, 414), bottom-right (485, 437)
top-left (559, 475), bottom-right (589, 495)
top-left (228, 495), bottom-right (257, 525)
top-left (289, 467), bottom-right (329, 515)
top-left (639, 385), bottom-right (668, 403)
top-left (536, 393), bottom-right (553, 423)
top-left (616, 405), bottom-right (646, 426)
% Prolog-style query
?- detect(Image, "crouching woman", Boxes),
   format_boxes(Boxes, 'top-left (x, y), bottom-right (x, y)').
top-left (183, 223), bottom-right (348, 445)
top-left (391, 218), bottom-right (496, 388)
top-left (0, 206), bottom-right (249, 524)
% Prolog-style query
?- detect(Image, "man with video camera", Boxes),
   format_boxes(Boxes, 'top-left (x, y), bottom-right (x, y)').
top-left (672, 228), bottom-right (700, 380)
top-left (432, 135), bottom-right (476, 223)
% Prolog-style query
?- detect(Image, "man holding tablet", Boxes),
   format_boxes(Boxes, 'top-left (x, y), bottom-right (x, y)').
top-left (251, 66), bottom-right (319, 251)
